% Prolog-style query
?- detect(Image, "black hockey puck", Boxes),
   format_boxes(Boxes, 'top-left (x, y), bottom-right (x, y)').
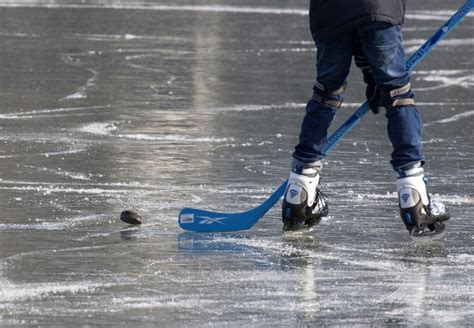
top-left (120, 210), bottom-right (142, 225)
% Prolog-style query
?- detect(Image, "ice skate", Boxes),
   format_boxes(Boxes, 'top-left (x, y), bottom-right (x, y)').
top-left (397, 167), bottom-right (450, 242)
top-left (282, 166), bottom-right (328, 231)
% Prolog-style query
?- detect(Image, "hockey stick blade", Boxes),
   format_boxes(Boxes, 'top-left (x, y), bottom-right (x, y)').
top-left (179, 181), bottom-right (287, 232)
top-left (179, 0), bottom-right (473, 232)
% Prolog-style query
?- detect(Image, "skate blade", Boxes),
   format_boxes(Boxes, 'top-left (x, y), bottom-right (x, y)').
top-left (283, 225), bottom-right (316, 235)
top-left (411, 229), bottom-right (445, 242)
top-left (410, 222), bottom-right (445, 242)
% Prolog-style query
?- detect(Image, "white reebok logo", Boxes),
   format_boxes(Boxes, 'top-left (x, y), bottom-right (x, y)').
top-left (198, 216), bottom-right (227, 225)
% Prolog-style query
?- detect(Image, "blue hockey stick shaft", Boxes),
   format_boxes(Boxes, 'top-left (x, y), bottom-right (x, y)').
top-left (179, 0), bottom-right (473, 232)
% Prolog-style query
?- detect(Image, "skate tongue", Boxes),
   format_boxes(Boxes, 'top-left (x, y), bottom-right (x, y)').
top-left (291, 159), bottom-right (322, 176)
top-left (429, 199), bottom-right (446, 215)
top-left (298, 167), bottom-right (319, 177)
top-left (398, 163), bottom-right (423, 178)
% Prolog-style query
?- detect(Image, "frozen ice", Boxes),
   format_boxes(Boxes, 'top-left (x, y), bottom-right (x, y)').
top-left (0, 0), bottom-right (473, 326)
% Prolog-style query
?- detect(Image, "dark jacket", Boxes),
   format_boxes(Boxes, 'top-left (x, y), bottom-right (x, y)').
top-left (309, 0), bottom-right (406, 38)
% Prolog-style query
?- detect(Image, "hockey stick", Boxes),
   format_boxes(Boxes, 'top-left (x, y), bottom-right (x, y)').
top-left (179, 0), bottom-right (473, 232)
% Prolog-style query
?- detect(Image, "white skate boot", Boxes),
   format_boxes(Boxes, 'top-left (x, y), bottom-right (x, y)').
top-left (397, 166), bottom-right (450, 241)
top-left (282, 164), bottom-right (328, 231)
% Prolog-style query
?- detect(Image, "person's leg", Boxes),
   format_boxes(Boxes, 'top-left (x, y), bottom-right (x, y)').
top-left (293, 35), bottom-right (353, 166)
top-left (357, 22), bottom-right (449, 240)
top-left (357, 22), bottom-right (423, 170)
top-left (283, 34), bottom-right (353, 230)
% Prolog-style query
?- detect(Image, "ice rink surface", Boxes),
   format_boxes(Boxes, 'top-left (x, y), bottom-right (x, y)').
top-left (0, 0), bottom-right (473, 326)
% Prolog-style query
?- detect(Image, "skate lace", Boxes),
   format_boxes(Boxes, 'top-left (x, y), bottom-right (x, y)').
top-left (428, 199), bottom-right (446, 216)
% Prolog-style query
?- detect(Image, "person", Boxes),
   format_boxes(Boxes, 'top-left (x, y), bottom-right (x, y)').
top-left (282, 0), bottom-right (450, 240)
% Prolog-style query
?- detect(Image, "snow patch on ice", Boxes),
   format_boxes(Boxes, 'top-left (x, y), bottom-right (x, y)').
top-left (213, 102), bottom-right (304, 112)
top-left (0, 279), bottom-right (111, 302)
top-left (256, 47), bottom-right (315, 54)
top-left (55, 171), bottom-right (91, 181)
top-left (0, 31), bottom-right (36, 38)
top-left (40, 148), bottom-right (86, 157)
top-left (68, 33), bottom-right (189, 43)
top-left (0, 3), bottom-right (309, 15)
top-left (0, 3), bottom-right (467, 22)
top-left (78, 122), bottom-right (117, 136)
top-left (343, 102), bottom-right (474, 108)
top-left (117, 133), bottom-right (232, 143)
top-left (422, 138), bottom-right (448, 144)
top-left (405, 13), bottom-right (453, 21)
top-left (0, 184), bottom-right (132, 195)
top-left (405, 38), bottom-right (474, 54)
top-left (431, 194), bottom-right (474, 205)
top-left (0, 105), bottom-right (107, 120)
top-left (414, 69), bottom-right (474, 91)
top-left (0, 148), bottom-right (85, 159)
top-left (0, 213), bottom-right (114, 232)
top-left (0, 223), bottom-right (64, 231)
top-left (215, 237), bottom-right (401, 272)
top-left (345, 192), bottom-right (473, 205)
top-left (110, 296), bottom-right (218, 310)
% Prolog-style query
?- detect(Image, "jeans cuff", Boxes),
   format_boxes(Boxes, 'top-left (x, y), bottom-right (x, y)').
top-left (395, 161), bottom-right (425, 175)
top-left (291, 158), bottom-right (323, 173)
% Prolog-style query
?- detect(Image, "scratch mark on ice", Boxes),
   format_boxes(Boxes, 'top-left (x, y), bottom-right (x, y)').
top-left (424, 110), bottom-right (474, 126)
top-left (59, 68), bottom-right (99, 101)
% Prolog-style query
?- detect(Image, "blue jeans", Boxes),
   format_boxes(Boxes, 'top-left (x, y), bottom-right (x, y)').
top-left (293, 22), bottom-right (424, 172)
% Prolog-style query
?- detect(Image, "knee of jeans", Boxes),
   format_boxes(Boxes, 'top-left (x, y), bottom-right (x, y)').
top-left (381, 83), bottom-right (416, 112)
top-left (305, 99), bottom-right (338, 117)
top-left (312, 81), bottom-right (346, 109)
top-left (385, 104), bottom-right (422, 126)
